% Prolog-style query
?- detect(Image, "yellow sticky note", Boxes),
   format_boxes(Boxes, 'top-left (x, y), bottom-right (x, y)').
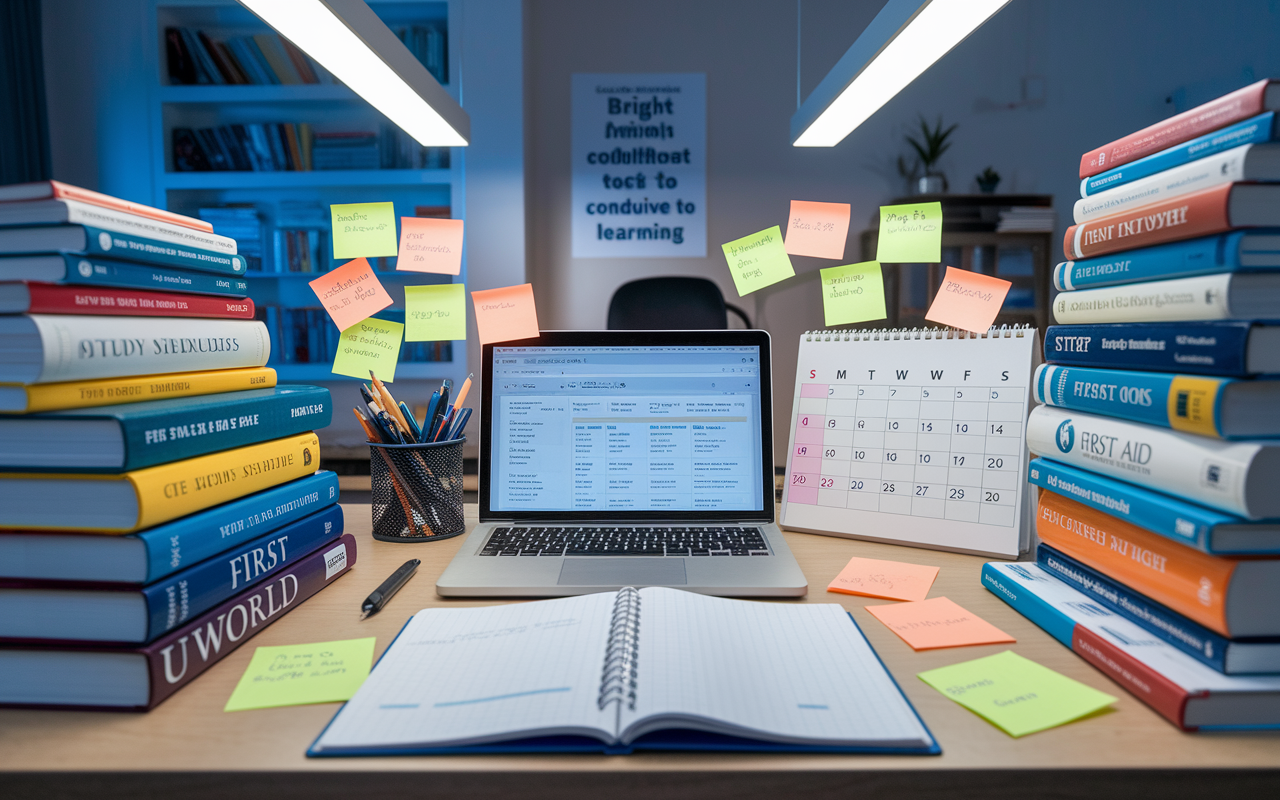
top-left (332, 317), bottom-right (403, 382)
top-left (866, 596), bottom-right (1016, 650)
top-left (331, 202), bottom-right (398, 259)
top-left (397, 217), bottom-right (464, 275)
top-left (877, 202), bottom-right (942, 263)
top-left (785, 200), bottom-right (851, 259)
top-left (918, 651), bottom-right (1118, 737)
top-left (224, 638), bottom-right (376, 712)
top-left (721, 226), bottom-right (795, 296)
top-left (405, 284), bottom-right (467, 341)
top-left (820, 261), bottom-right (886, 326)
top-left (827, 555), bottom-right (939, 602)
top-left (925, 265), bottom-right (1012, 334)
top-left (309, 257), bottom-right (394, 332)
top-left (471, 283), bottom-right (540, 344)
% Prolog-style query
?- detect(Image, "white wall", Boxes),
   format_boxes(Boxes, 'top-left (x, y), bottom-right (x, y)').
top-left (525, 0), bottom-right (1280, 464)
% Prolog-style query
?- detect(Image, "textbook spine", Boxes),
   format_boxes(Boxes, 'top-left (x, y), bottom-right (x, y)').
top-left (22, 253), bottom-right (251, 297)
top-left (1062, 183), bottom-right (1234, 260)
top-left (18, 283), bottom-right (254, 319)
top-left (1051, 273), bottom-right (1238, 325)
top-left (34, 200), bottom-right (237, 255)
top-left (979, 562), bottom-right (1077, 646)
top-left (1073, 145), bottom-right (1253, 223)
top-left (1043, 322), bottom-right (1254, 376)
top-left (7, 367), bottom-right (277, 415)
top-left (78, 227), bottom-right (247, 275)
top-left (1033, 364), bottom-right (1229, 437)
top-left (1051, 231), bottom-right (1256, 292)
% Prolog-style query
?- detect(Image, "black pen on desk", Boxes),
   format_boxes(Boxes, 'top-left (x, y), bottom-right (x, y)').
top-left (361, 559), bottom-right (421, 620)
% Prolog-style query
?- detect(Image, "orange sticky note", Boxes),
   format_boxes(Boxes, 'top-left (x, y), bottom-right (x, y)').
top-left (784, 200), bottom-right (851, 259)
top-left (827, 556), bottom-right (940, 602)
top-left (866, 596), bottom-right (1016, 651)
top-left (471, 283), bottom-right (540, 344)
top-left (308, 257), bottom-right (394, 332)
top-left (397, 217), bottom-right (464, 275)
top-left (924, 266), bottom-right (1012, 334)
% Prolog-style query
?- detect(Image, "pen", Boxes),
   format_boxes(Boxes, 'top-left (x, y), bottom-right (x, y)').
top-left (399, 401), bottom-right (423, 442)
top-left (445, 407), bottom-right (472, 441)
top-left (371, 372), bottom-right (414, 442)
top-left (361, 558), bottom-right (421, 619)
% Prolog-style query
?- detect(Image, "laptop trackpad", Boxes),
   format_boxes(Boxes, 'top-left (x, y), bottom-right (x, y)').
top-left (557, 558), bottom-right (687, 586)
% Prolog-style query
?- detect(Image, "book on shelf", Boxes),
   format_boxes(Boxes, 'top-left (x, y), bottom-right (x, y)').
top-left (0, 385), bottom-right (331, 472)
top-left (0, 431), bottom-right (320, 532)
top-left (1063, 183), bottom-right (1280, 260)
top-left (0, 314), bottom-right (270, 385)
top-left (308, 587), bottom-right (938, 756)
top-left (1033, 363), bottom-right (1280, 439)
top-left (1051, 272), bottom-right (1280, 325)
top-left (0, 254), bottom-right (249, 298)
top-left (0, 283), bottom-right (254, 319)
top-left (0, 471), bottom-right (337, 584)
top-left (0, 504), bottom-right (342, 644)
top-left (982, 561), bottom-right (1280, 730)
top-left (393, 22), bottom-right (448, 84)
top-left (0, 199), bottom-right (236, 255)
top-left (165, 26), bottom-right (327, 86)
top-left (1027, 404), bottom-right (1280, 518)
top-left (1081, 111), bottom-right (1278, 197)
top-left (1033, 488), bottom-right (1280, 638)
top-left (1079, 79), bottom-right (1280, 179)
top-left (0, 181), bottom-right (213, 233)
top-left (1053, 230), bottom-right (1280, 291)
top-left (1034, 543), bottom-right (1280, 675)
top-left (0, 533), bottom-right (355, 710)
top-left (1043, 321), bottom-right (1280, 376)
top-left (0, 226), bottom-right (247, 276)
top-left (1027, 457), bottom-right (1280, 555)
top-left (252, 33), bottom-right (303, 85)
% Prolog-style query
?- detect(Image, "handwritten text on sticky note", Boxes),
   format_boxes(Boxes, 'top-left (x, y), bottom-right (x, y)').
top-left (877, 202), bottom-right (942, 263)
top-left (471, 283), bottom-right (540, 344)
top-left (721, 226), bottom-right (795, 296)
top-left (397, 217), bottom-right (464, 275)
top-left (867, 596), bottom-right (1016, 650)
top-left (331, 202), bottom-right (398, 260)
top-left (820, 261), bottom-right (886, 327)
top-left (405, 283), bottom-right (466, 341)
top-left (785, 200), bottom-right (851, 259)
top-left (309, 257), bottom-right (394, 332)
top-left (827, 555), bottom-right (939, 602)
top-left (918, 650), bottom-right (1118, 737)
top-left (332, 317), bottom-right (403, 382)
top-left (224, 637), bottom-right (376, 712)
top-left (925, 266), bottom-right (1012, 334)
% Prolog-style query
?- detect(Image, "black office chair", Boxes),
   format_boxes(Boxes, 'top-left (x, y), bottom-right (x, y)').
top-left (606, 276), bottom-right (752, 330)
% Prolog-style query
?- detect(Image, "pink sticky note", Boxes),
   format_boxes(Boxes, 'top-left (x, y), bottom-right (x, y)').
top-left (924, 266), bottom-right (1012, 334)
top-left (784, 200), bottom-right (851, 259)
top-left (827, 556), bottom-right (940, 602)
top-left (397, 217), bottom-right (464, 275)
top-left (866, 596), bottom-right (1016, 651)
top-left (308, 257), bottom-right (394, 332)
top-left (471, 283), bottom-right (540, 344)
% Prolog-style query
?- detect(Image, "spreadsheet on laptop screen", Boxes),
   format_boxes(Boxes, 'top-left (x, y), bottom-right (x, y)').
top-left (489, 345), bottom-right (764, 512)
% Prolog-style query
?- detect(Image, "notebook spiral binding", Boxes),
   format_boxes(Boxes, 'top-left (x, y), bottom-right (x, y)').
top-left (801, 324), bottom-right (1033, 343)
top-left (597, 586), bottom-right (641, 712)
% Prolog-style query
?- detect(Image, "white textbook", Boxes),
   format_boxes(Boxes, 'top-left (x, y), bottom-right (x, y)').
top-left (308, 588), bottom-right (938, 756)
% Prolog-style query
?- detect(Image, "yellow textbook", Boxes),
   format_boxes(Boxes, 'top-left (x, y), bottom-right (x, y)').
top-left (0, 432), bottom-right (319, 533)
top-left (0, 367), bottom-right (277, 414)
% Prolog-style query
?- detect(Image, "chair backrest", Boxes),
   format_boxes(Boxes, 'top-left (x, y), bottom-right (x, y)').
top-left (607, 276), bottom-right (730, 330)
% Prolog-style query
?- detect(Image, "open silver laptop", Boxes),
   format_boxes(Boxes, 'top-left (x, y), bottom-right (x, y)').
top-left (436, 330), bottom-right (807, 597)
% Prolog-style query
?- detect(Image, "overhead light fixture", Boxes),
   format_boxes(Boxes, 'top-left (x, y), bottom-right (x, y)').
top-left (791, 0), bottom-right (1010, 147)
top-left (238, 0), bottom-right (469, 146)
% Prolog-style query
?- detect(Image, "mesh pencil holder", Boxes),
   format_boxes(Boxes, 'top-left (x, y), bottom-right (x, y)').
top-left (369, 437), bottom-right (467, 543)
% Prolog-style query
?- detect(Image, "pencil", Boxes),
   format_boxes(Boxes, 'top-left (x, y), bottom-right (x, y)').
top-left (370, 371), bottom-right (414, 440)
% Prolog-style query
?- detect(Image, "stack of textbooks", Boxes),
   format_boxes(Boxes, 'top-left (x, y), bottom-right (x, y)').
top-left (982, 80), bottom-right (1280, 731)
top-left (0, 181), bottom-right (355, 710)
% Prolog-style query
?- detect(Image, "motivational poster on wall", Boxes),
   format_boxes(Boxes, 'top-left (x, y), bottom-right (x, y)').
top-left (571, 73), bottom-right (707, 258)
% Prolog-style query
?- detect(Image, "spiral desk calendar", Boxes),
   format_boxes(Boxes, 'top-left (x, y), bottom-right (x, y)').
top-left (780, 325), bottom-right (1041, 558)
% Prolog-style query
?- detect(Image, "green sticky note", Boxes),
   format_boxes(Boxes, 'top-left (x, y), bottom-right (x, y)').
top-left (918, 650), bottom-right (1117, 738)
top-left (405, 283), bottom-right (466, 341)
top-left (331, 202), bottom-right (398, 259)
top-left (332, 317), bottom-right (404, 382)
top-left (224, 637), bottom-right (376, 712)
top-left (877, 202), bottom-right (942, 263)
top-left (820, 261), bottom-right (886, 326)
top-left (721, 226), bottom-right (795, 296)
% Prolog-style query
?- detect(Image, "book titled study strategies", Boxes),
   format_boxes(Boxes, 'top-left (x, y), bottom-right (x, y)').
top-left (1052, 230), bottom-right (1280, 292)
top-left (1043, 321), bottom-right (1280, 377)
top-left (0, 253), bottom-right (249, 297)
top-left (0, 533), bottom-right (356, 710)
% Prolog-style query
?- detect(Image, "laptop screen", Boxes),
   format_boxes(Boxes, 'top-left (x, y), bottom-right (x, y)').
top-left (483, 333), bottom-right (770, 518)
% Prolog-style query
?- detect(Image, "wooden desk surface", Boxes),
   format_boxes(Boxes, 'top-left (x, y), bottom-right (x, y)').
top-left (4, 504), bottom-right (1279, 799)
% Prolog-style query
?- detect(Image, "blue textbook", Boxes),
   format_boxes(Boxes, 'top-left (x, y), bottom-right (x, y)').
top-left (0, 224), bottom-right (247, 275)
top-left (0, 253), bottom-right (249, 297)
top-left (0, 471), bottom-right (340, 584)
top-left (1043, 321), bottom-right (1280, 376)
top-left (1053, 230), bottom-right (1280, 292)
top-left (0, 503), bottom-right (343, 644)
top-left (0, 385), bottom-right (332, 472)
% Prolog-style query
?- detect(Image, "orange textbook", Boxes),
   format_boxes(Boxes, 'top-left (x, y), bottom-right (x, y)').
top-left (1034, 488), bottom-right (1280, 637)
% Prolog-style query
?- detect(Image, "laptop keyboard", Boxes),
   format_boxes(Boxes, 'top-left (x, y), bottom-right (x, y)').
top-left (479, 526), bottom-right (771, 557)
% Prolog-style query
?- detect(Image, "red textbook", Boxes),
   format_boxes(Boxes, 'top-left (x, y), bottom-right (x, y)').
top-left (0, 283), bottom-right (254, 319)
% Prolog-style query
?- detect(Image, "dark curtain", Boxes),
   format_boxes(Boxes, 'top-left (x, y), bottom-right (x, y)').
top-left (0, 0), bottom-right (52, 184)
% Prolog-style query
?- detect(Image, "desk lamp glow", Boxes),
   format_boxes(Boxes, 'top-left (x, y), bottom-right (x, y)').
top-left (791, 0), bottom-right (1010, 147)
top-left (237, 0), bottom-right (469, 146)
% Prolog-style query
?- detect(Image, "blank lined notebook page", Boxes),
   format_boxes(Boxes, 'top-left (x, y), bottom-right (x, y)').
top-left (312, 592), bottom-right (617, 752)
top-left (623, 588), bottom-right (932, 748)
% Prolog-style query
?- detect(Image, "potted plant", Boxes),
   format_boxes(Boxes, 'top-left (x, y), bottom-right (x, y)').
top-left (903, 115), bottom-right (957, 195)
top-left (976, 166), bottom-right (1001, 193)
